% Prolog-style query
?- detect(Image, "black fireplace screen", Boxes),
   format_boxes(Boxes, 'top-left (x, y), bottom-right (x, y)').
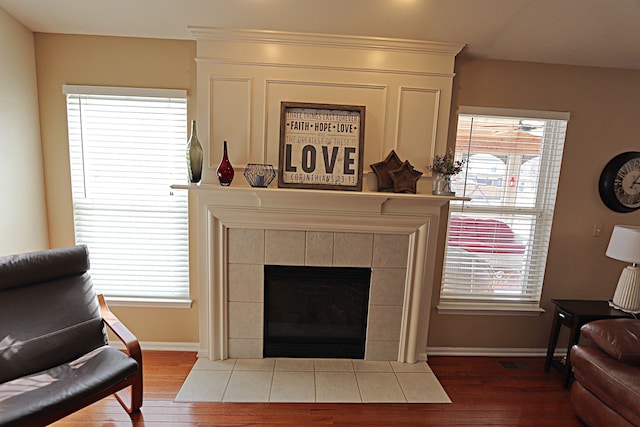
top-left (263, 265), bottom-right (371, 359)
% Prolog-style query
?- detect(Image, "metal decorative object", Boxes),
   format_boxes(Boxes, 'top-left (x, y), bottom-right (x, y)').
top-left (243, 163), bottom-right (276, 187)
top-left (432, 172), bottom-right (454, 196)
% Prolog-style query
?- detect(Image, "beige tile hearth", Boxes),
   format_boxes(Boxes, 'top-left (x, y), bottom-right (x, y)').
top-left (175, 358), bottom-right (451, 403)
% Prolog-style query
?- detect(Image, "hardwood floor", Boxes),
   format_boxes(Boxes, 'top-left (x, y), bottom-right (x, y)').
top-left (52, 351), bottom-right (583, 426)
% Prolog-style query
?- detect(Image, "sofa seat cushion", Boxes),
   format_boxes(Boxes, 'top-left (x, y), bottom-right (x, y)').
top-left (571, 344), bottom-right (640, 427)
top-left (0, 345), bottom-right (138, 426)
top-left (581, 319), bottom-right (640, 364)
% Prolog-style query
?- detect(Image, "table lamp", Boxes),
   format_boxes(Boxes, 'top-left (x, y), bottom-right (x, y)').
top-left (606, 225), bottom-right (640, 313)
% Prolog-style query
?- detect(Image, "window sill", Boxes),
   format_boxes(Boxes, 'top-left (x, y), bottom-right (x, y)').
top-left (437, 302), bottom-right (545, 316)
top-left (102, 297), bottom-right (193, 309)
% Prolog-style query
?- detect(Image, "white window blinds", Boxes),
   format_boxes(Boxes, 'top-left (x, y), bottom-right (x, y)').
top-left (64, 85), bottom-right (189, 300)
top-left (440, 107), bottom-right (569, 306)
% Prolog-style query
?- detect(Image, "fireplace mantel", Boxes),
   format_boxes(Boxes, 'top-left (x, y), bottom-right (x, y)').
top-left (173, 183), bottom-right (464, 213)
top-left (174, 183), bottom-right (465, 363)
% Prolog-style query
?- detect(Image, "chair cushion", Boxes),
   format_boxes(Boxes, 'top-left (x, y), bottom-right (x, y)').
top-left (0, 245), bottom-right (90, 291)
top-left (0, 245), bottom-right (108, 384)
top-left (581, 319), bottom-right (640, 364)
top-left (0, 345), bottom-right (138, 427)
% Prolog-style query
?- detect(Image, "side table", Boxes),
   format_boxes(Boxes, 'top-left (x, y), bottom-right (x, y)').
top-left (544, 299), bottom-right (633, 387)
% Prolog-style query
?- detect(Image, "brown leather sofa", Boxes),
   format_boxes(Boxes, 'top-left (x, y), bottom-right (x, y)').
top-left (0, 245), bottom-right (142, 426)
top-left (570, 318), bottom-right (640, 426)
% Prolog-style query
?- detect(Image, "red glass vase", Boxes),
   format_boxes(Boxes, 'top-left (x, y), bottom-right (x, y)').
top-left (216, 140), bottom-right (234, 186)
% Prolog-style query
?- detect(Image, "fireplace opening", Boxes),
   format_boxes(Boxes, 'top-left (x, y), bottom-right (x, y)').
top-left (263, 265), bottom-right (371, 359)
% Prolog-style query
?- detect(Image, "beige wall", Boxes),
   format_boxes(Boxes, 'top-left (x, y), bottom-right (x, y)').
top-left (427, 58), bottom-right (640, 349)
top-left (34, 33), bottom-right (199, 343)
top-left (32, 33), bottom-right (640, 351)
top-left (0, 8), bottom-right (48, 255)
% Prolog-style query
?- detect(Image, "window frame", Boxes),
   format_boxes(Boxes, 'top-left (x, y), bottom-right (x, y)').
top-left (63, 85), bottom-right (191, 307)
top-left (437, 106), bottom-right (570, 315)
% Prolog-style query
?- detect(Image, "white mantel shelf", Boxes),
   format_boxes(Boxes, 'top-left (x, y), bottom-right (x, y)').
top-left (172, 183), bottom-right (467, 200)
top-left (171, 183), bottom-right (468, 214)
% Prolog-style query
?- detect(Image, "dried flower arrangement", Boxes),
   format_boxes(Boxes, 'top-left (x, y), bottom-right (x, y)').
top-left (428, 149), bottom-right (465, 175)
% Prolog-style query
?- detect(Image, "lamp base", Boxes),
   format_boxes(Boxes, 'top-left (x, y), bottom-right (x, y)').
top-left (611, 265), bottom-right (640, 313)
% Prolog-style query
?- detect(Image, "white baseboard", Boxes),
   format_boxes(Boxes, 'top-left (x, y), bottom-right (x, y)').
top-left (110, 341), bottom-right (200, 352)
top-left (426, 346), bottom-right (568, 357)
top-left (110, 342), bottom-right (568, 359)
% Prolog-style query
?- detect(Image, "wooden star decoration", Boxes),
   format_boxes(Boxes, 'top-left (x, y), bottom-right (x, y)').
top-left (390, 160), bottom-right (423, 194)
top-left (370, 150), bottom-right (403, 192)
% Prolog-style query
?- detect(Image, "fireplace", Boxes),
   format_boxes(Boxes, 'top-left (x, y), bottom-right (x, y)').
top-left (183, 27), bottom-right (463, 362)
top-left (225, 228), bottom-right (406, 360)
top-left (263, 265), bottom-right (371, 359)
top-left (178, 185), bottom-right (455, 363)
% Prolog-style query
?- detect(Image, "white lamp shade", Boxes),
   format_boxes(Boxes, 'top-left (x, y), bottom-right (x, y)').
top-left (606, 225), bottom-right (640, 264)
top-left (607, 225), bottom-right (640, 313)
top-left (611, 266), bottom-right (640, 312)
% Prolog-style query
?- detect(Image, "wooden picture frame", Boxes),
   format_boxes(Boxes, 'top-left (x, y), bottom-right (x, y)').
top-left (278, 102), bottom-right (366, 191)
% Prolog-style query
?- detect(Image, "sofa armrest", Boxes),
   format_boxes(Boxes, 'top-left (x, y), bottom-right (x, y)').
top-left (581, 319), bottom-right (640, 365)
top-left (98, 294), bottom-right (143, 412)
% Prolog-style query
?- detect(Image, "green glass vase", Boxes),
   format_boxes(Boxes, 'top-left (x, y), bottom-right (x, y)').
top-left (186, 120), bottom-right (203, 184)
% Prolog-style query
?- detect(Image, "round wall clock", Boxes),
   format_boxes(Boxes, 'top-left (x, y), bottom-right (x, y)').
top-left (599, 151), bottom-right (640, 213)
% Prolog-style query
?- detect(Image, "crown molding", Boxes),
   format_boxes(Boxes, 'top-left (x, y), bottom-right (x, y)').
top-left (188, 26), bottom-right (465, 57)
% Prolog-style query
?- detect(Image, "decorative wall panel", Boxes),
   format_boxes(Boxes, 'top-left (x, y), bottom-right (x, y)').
top-left (396, 87), bottom-right (440, 169)
top-left (209, 76), bottom-right (251, 166)
top-left (193, 28), bottom-right (463, 189)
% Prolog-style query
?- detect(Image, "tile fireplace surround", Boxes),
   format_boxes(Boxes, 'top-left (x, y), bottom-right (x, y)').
top-left (177, 184), bottom-right (457, 364)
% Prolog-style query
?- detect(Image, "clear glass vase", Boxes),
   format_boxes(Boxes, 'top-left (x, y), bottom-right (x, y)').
top-left (432, 173), bottom-right (454, 196)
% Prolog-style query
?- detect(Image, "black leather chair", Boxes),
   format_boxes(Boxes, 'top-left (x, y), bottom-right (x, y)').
top-left (0, 245), bottom-right (142, 426)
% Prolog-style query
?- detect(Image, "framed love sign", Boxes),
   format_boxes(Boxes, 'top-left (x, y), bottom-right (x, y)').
top-left (278, 102), bottom-right (365, 191)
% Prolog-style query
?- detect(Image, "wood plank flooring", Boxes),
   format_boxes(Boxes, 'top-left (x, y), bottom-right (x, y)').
top-left (51, 351), bottom-right (583, 426)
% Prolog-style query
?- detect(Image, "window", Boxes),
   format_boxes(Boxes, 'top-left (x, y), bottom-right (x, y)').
top-left (439, 107), bottom-right (569, 312)
top-left (64, 85), bottom-right (189, 303)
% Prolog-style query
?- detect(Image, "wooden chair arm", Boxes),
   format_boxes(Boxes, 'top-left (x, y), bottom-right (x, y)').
top-left (97, 294), bottom-right (143, 413)
top-left (98, 294), bottom-right (142, 361)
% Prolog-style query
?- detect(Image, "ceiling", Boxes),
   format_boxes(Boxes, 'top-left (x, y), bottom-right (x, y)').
top-left (2, 0), bottom-right (640, 70)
